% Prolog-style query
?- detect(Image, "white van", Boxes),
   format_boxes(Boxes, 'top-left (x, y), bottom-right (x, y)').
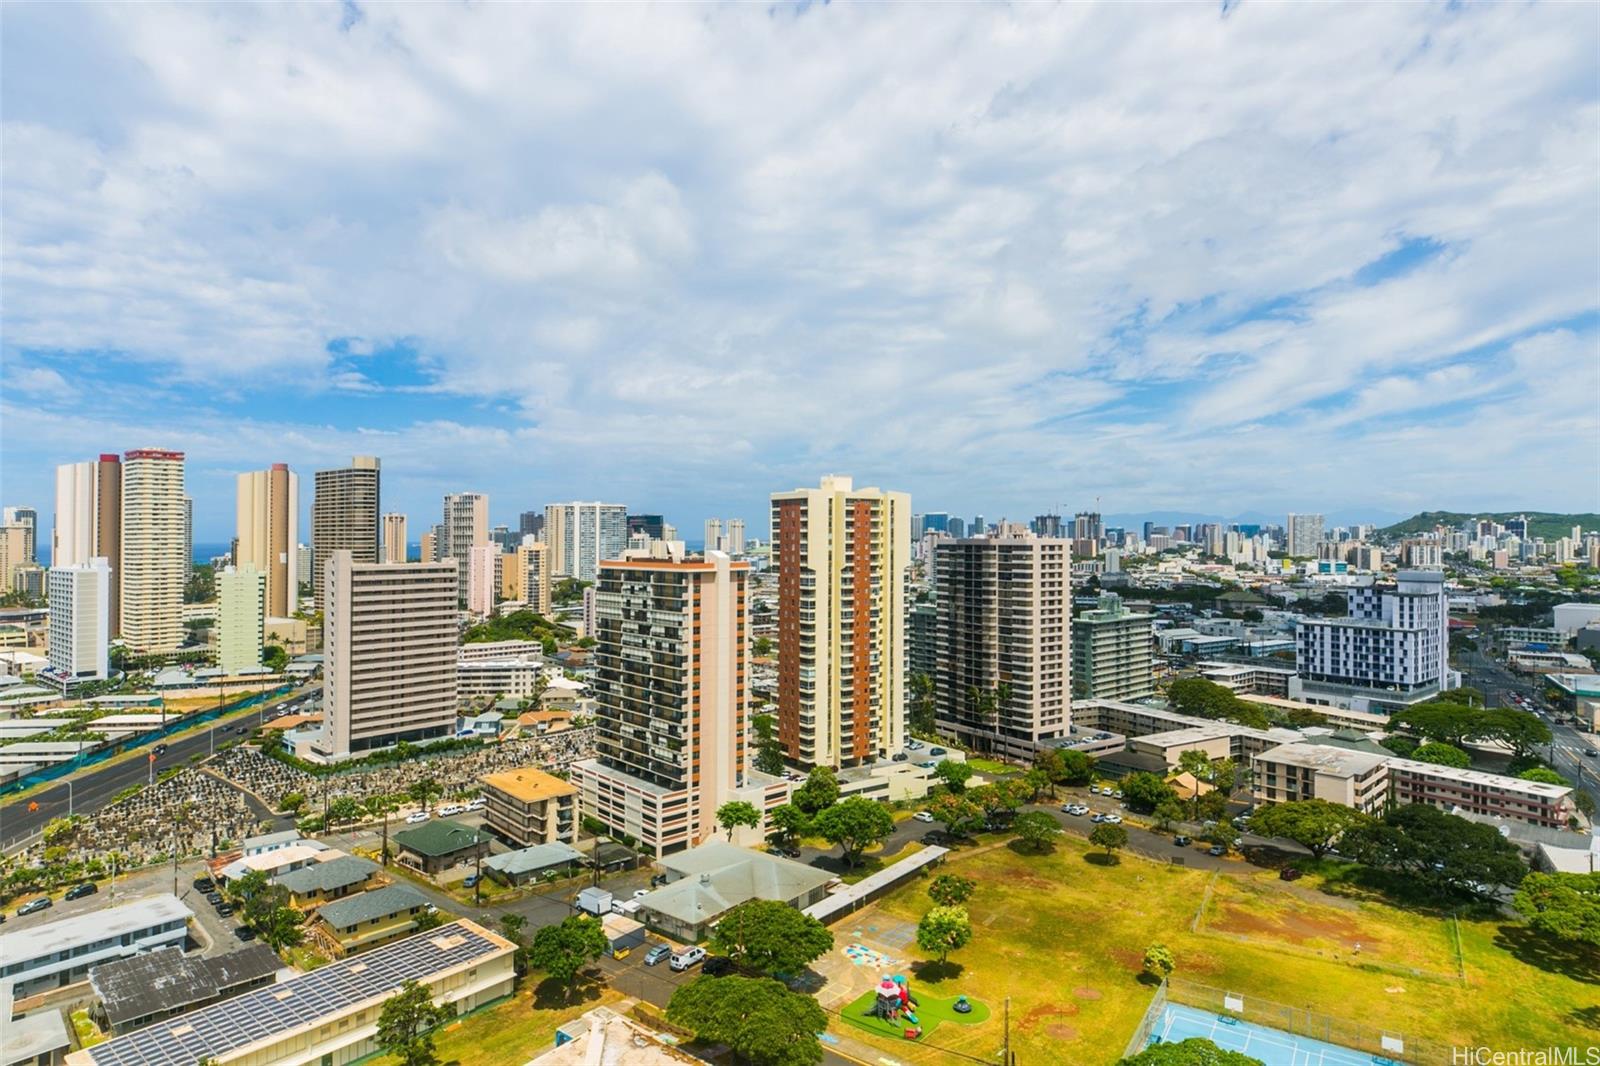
top-left (669, 946), bottom-right (706, 971)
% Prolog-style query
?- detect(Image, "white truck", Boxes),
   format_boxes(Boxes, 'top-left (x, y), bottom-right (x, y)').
top-left (575, 886), bottom-right (613, 917)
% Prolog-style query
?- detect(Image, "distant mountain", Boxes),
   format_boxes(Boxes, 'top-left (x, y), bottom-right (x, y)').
top-left (1379, 511), bottom-right (1599, 541)
top-left (1098, 508), bottom-right (1407, 531)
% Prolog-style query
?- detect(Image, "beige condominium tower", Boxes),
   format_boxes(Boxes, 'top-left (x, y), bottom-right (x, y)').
top-left (235, 463), bottom-right (300, 618)
top-left (382, 513), bottom-right (408, 563)
top-left (120, 448), bottom-right (186, 654)
top-left (770, 475), bottom-right (910, 768)
top-left (311, 456), bottom-right (381, 610)
top-left (317, 552), bottom-right (458, 760)
top-left (53, 454), bottom-right (122, 635)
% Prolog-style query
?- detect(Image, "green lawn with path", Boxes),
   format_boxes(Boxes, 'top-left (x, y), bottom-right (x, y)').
top-left (848, 834), bottom-right (1598, 1065)
top-left (839, 987), bottom-right (990, 1042)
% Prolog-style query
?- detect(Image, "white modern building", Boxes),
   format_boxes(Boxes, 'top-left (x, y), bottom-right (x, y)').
top-left (41, 558), bottom-right (111, 692)
top-left (1553, 602), bottom-right (1600, 637)
top-left (0, 895), bottom-right (191, 997)
top-left (441, 492), bottom-right (489, 567)
top-left (543, 501), bottom-right (628, 582)
top-left (316, 553), bottom-right (458, 760)
top-left (1293, 570), bottom-right (1454, 713)
top-left (217, 564), bottom-right (267, 674)
top-left (467, 542), bottom-right (499, 617)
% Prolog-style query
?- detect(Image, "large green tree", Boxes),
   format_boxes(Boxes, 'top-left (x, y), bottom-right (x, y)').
top-left (767, 804), bottom-right (809, 847)
top-left (933, 758), bottom-right (975, 794)
top-left (1012, 811), bottom-right (1061, 852)
top-left (1121, 772), bottom-right (1177, 813)
top-left (376, 979), bottom-right (452, 1066)
top-left (1513, 871), bottom-right (1600, 947)
top-left (708, 899), bottom-right (833, 976)
top-left (812, 797), bottom-right (895, 867)
top-left (916, 905), bottom-right (972, 964)
top-left (1412, 742), bottom-right (1472, 769)
top-left (792, 766), bottom-right (840, 815)
top-left (1480, 708), bottom-right (1552, 758)
top-left (1342, 805), bottom-right (1527, 899)
top-left (1247, 800), bottom-right (1371, 860)
top-left (927, 874), bottom-right (976, 907)
top-left (716, 801), bottom-right (762, 840)
top-left (927, 793), bottom-right (983, 836)
top-left (1089, 822), bottom-right (1129, 861)
top-left (752, 714), bottom-right (787, 776)
top-left (667, 975), bottom-right (826, 1066)
top-left (528, 915), bottom-right (609, 1000)
top-left (1392, 702), bottom-right (1485, 748)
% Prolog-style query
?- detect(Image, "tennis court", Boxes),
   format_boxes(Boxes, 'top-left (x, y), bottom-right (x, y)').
top-left (1149, 1003), bottom-right (1394, 1065)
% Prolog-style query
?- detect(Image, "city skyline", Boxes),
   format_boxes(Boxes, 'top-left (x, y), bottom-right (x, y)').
top-left (2, 3), bottom-right (1596, 537)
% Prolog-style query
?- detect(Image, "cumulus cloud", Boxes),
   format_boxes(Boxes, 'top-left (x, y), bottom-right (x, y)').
top-left (1, 1), bottom-right (1596, 534)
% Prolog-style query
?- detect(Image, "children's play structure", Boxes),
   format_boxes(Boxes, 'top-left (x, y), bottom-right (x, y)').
top-left (868, 974), bottom-right (923, 1039)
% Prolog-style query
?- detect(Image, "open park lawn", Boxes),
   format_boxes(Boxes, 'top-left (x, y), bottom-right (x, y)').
top-left (368, 981), bottom-right (624, 1066)
top-left (856, 835), bottom-right (1599, 1065)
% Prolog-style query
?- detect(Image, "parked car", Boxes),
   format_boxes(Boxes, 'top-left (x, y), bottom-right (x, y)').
top-left (1112, 790), bottom-right (1124, 799)
top-left (906, 739), bottom-right (924, 750)
top-left (892, 752), bottom-right (909, 762)
top-left (702, 955), bottom-right (736, 976)
top-left (15, 897), bottom-right (51, 916)
top-left (1090, 813), bottom-right (1106, 823)
top-left (462, 874), bottom-right (480, 888)
top-left (1279, 867), bottom-right (1303, 882)
top-left (1089, 785), bottom-right (1101, 795)
top-left (216, 904), bottom-right (235, 917)
top-left (1173, 835), bottom-right (1192, 846)
top-left (206, 892), bottom-right (225, 905)
top-left (644, 944), bottom-right (672, 966)
top-left (1207, 845), bottom-right (1227, 857)
top-left (633, 888), bottom-right (650, 900)
top-left (912, 811), bottom-right (935, 823)
top-left (929, 747), bottom-right (947, 756)
top-left (1587, 749), bottom-right (1597, 758)
top-left (1068, 804), bottom-right (1089, 816)
top-left (669, 946), bottom-right (706, 972)
top-left (466, 798), bottom-right (487, 810)
top-left (236, 924), bottom-right (258, 940)
top-left (1102, 814), bottom-right (1123, 824)
top-left (193, 877), bottom-right (215, 893)
top-left (406, 812), bottom-right (430, 824)
top-left (438, 804), bottom-right (464, 817)
top-left (64, 882), bottom-right (97, 900)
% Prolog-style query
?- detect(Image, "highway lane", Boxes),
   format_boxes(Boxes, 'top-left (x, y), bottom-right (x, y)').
top-left (1458, 644), bottom-right (1600, 807)
top-left (0, 685), bottom-right (317, 851)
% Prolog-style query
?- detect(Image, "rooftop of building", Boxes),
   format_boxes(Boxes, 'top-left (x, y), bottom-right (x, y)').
top-left (640, 842), bottom-right (834, 926)
top-left (480, 767), bottom-right (577, 803)
top-left (1253, 742), bottom-right (1390, 777)
top-left (88, 944), bottom-right (283, 1029)
top-left (0, 894), bottom-right (190, 962)
top-left (68, 921), bottom-right (509, 1066)
top-left (273, 855), bottom-right (380, 895)
top-left (242, 829), bottom-right (302, 852)
top-left (315, 884), bottom-right (432, 929)
top-left (392, 818), bottom-right (489, 857)
top-left (536, 1005), bottom-right (701, 1065)
top-left (484, 842), bottom-right (587, 876)
top-left (1384, 757), bottom-right (1574, 797)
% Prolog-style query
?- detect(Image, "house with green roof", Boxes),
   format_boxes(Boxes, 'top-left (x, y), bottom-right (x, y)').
top-left (392, 818), bottom-right (491, 876)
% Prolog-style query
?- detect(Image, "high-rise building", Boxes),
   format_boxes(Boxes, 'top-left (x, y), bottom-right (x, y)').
top-left (922, 512), bottom-right (950, 535)
top-left (420, 530), bottom-right (438, 565)
top-left (770, 475), bottom-right (910, 767)
top-left (312, 457), bottom-right (381, 609)
top-left (544, 502), bottom-right (628, 581)
top-left (519, 511), bottom-right (545, 539)
top-left (182, 496), bottom-right (193, 582)
top-left (1032, 514), bottom-right (1063, 538)
top-left (726, 518), bottom-right (745, 555)
top-left (1286, 513), bottom-right (1325, 558)
top-left (440, 493), bottom-right (489, 565)
top-left (54, 455), bottom-right (123, 635)
top-left (704, 518), bottom-right (722, 552)
top-left (933, 535), bottom-right (1072, 758)
top-left (42, 558), bottom-right (110, 692)
top-left (571, 551), bottom-right (769, 855)
top-left (2, 507), bottom-right (37, 564)
top-left (1294, 571), bottom-right (1452, 712)
top-left (317, 553), bottom-right (458, 760)
top-left (217, 564), bottom-right (266, 674)
top-left (235, 464), bottom-right (300, 618)
top-left (295, 544), bottom-right (312, 590)
top-left (1071, 593), bottom-right (1156, 701)
top-left (382, 513), bottom-right (408, 564)
top-left (1072, 512), bottom-right (1103, 544)
top-left (489, 525), bottom-right (517, 552)
top-left (120, 449), bottom-right (186, 654)
top-left (467, 543), bottom-right (499, 617)
top-left (627, 514), bottom-right (665, 541)
top-left (947, 517), bottom-right (966, 539)
top-left (0, 525), bottom-right (29, 588)
top-left (503, 541), bottom-right (551, 615)
top-left (907, 599), bottom-right (939, 684)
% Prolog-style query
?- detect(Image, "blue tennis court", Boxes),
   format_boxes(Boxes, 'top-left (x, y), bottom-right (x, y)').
top-left (1149, 1003), bottom-right (1398, 1065)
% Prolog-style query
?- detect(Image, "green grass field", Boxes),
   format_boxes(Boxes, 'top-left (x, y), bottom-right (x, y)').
top-left (368, 983), bottom-right (625, 1066)
top-left (851, 835), bottom-right (1598, 1065)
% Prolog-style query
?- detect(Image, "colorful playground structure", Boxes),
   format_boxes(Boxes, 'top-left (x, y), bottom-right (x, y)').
top-left (869, 975), bottom-right (924, 1039)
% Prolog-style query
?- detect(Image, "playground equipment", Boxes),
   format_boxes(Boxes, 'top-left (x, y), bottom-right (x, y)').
top-left (868, 974), bottom-right (923, 1037)
top-left (953, 994), bottom-right (973, 1015)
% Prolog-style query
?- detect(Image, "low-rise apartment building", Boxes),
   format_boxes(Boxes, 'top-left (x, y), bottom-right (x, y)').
top-left (1250, 742), bottom-right (1391, 813)
top-left (0, 895), bottom-right (192, 997)
top-left (1385, 758), bottom-right (1578, 829)
top-left (65, 920), bottom-right (515, 1066)
top-left (309, 884), bottom-right (436, 956)
top-left (457, 657), bottom-right (548, 704)
top-left (480, 767), bottom-right (578, 848)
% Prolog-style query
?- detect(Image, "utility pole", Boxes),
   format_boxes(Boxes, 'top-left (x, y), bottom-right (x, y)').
top-left (1004, 996), bottom-right (1011, 1066)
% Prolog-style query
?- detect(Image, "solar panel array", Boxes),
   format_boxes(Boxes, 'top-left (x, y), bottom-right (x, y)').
top-left (82, 922), bottom-right (503, 1066)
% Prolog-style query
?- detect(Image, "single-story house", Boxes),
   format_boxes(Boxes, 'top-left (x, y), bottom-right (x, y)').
top-left (484, 842), bottom-right (587, 886)
top-left (310, 884), bottom-right (434, 956)
top-left (274, 855), bottom-right (382, 909)
top-left (392, 819), bottom-right (492, 876)
top-left (600, 914), bottom-right (647, 957)
top-left (638, 841), bottom-right (834, 942)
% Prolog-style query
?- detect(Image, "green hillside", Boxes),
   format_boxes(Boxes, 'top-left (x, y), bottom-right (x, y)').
top-left (1380, 511), bottom-right (1599, 542)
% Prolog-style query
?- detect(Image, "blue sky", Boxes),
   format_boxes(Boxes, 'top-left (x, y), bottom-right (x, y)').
top-left (2, 2), bottom-right (1597, 541)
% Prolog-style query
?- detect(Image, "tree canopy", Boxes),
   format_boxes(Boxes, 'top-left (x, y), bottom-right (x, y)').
top-left (1089, 822), bottom-right (1129, 859)
top-left (1513, 871), bottom-right (1600, 947)
top-left (1013, 811), bottom-right (1061, 852)
top-left (927, 793), bottom-right (984, 836)
top-left (528, 915), bottom-right (609, 999)
top-left (792, 766), bottom-right (840, 815)
top-left (1247, 800), bottom-right (1371, 859)
top-left (812, 797), bottom-right (895, 867)
top-left (1121, 772), bottom-right (1177, 813)
top-left (752, 714), bottom-right (787, 776)
top-left (462, 608), bottom-right (575, 645)
top-left (708, 899), bottom-right (834, 976)
top-left (928, 874), bottom-right (976, 907)
top-left (1121, 1037), bottom-right (1265, 1065)
top-left (1412, 742), bottom-right (1472, 769)
top-left (667, 975), bottom-right (827, 1066)
top-left (916, 905), bottom-right (973, 963)
top-left (933, 759), bottom-right (974, 793)
top-left (376, 979), bottom-right (452, 1066)
top-left (1166, 678), bottom-right (1272, 730)
top-left (716, 800), bottom-right (762, 840)
top-left (766, 804), bottom-right (809, 846)
top-left (1342, 804), bottom-right (1527, 899)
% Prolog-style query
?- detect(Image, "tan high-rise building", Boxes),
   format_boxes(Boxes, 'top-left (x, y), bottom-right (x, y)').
top-left (934, 534), bottom-right (1072, 759)
top-left (771, 475), bottom-right (911, 768)
top-left (120, 449), bottom-right (186, 654)
top-left (0, 526), bottom-right (31, 590)
top-left (312, 457), bottom-right (381, 610)
top-left (466, 543), bottom-right (499, 617)
top-left (505, 541), bottom-right (552, 615)
top-left (571, 551), bottom-right (776, 855)
top-left (317, 553), bottom-right (458, 760)
top-left (419, 530), bottom-right (438, 566)
top-left (440, 493), bottom-right (489, 565)
top-left (53, 455), bottom-right (122, 635)
top-left (235, 464), bottom-right (300, 619)
top-left (382, 513), bottom-right (408, 563)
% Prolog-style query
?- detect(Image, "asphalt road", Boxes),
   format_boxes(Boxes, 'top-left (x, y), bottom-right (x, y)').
top-left (1458, 644), bottom-right (1600, 806)
top-left (0, 685), bottom-right (317, 851)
